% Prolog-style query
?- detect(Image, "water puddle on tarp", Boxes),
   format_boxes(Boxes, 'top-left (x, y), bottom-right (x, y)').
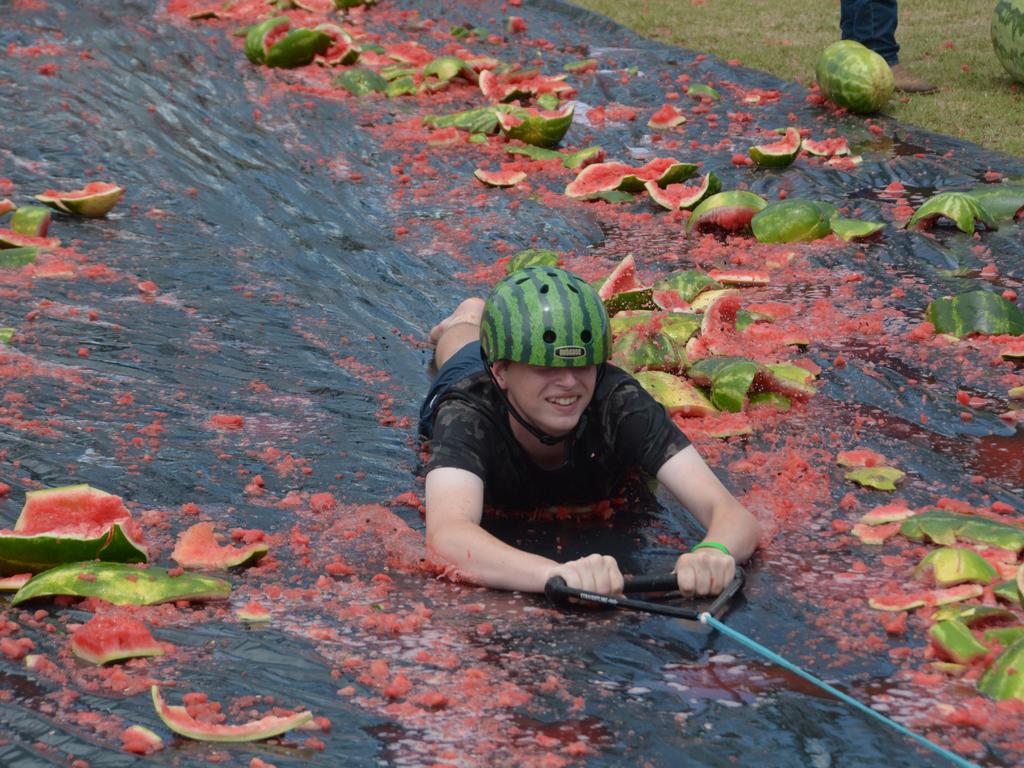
top-left (2, 0), bottom-right (1024, 765)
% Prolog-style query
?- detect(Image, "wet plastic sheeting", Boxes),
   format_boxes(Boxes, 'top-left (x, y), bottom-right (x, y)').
top-left (1, 0), bottom-right (1024, 765)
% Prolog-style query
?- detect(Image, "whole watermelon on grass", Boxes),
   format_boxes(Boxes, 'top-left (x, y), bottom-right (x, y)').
top-left (816, 40), bottom-right (894, 114)
top-left (993, 0), bottom-right (1024, 83)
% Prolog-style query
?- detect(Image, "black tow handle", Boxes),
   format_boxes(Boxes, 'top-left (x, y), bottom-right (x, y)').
top-left (544, 568), bottom-right (744, 622)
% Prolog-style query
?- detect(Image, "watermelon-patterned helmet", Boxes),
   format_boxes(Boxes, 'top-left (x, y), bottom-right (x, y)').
top-left (480, 267), bottom-right (610, 367)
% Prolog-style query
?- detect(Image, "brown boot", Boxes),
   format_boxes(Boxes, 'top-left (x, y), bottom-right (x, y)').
top-left (890, 64), bottom-right (937, 94)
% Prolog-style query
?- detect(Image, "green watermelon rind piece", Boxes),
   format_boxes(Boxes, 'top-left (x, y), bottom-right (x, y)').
top-left (12, 562), bottom-right (230, 606)
top-left (151, 685), bottom-right (313, 742)
top-left (908, 192), bottom-right (998, 233)
top-left (265, 29), bottom-right (331, 69)
top-left (912, 546), bottom-right (999, 587)
top-left (496, 105), bottom-right (574, 149)
top-left (611, 328), bottom-right (688, 374)
top-left (925, 290), bottom-right (1024, 338)
top-left (687, 357), bottom-right (759, 413)
top-left (0, 247), bottom-right (38, 269)
top-left (830, 218), bottom-right (885, 241)
top-left (965, 184), bottom-right (1024, 221)
top-left (929, 619), bottom-right (990, 664)
top-left (0, 522), bottom-right (147, 576)
top-left (474, 169), bottom-right (527, 188)
top-left (844, 466), bottom-right (904, 491)
top-left (506, 248), bottom-right (560, 274)
top-left (633, 370), bottom-right (717, 416)
top-left (900, 509), bottom-right (1024, 553)
top-left (333, 68), bottom-right (389, 96)
top-left (652, 271), bottom-right (723, 304)
top-left (244, 16), bottom-right (290, 64)
top-left (10, 207), bottom-right (51, 238)
top-left (747, 127), bottom-right (802, 168)
top-left (979, 636), bottom-right (1024, 701)
top-left (933, 604), bottom-right (1016, 626)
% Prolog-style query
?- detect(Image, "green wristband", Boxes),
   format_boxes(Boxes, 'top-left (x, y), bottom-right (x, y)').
top-left (691, 541), bottom-right (732, 558)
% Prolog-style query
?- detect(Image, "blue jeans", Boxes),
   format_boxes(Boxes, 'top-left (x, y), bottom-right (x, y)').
top-left (418, 341), bottom-right (485, 439)
top-left (840, 0), bottom-right (899, 65)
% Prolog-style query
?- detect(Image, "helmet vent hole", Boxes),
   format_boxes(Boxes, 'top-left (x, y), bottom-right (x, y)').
top-left (543, 330), bottom-right (556, 343)
top-left (567, 284), bottom-right (579, 294)
top-left (539, 284), bottom-right (550, 294)
top-left (580, 330), bottom-right (592, 342)
top-left (515, 277), bottom-right (530, 285)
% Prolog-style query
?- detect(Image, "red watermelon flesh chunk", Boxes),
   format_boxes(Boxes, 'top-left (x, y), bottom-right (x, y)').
top-left (171, 522), bottom-right (268, 570)
top-left (598, 255), bottom-right (640, 299)
top-left (15, 484), bottom-right (133, 534)
top-left (70, 614), bottom-right (165, 665)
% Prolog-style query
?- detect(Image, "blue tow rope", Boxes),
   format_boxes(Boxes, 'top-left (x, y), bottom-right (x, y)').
top-left (699, 613), bottom-right (980, 768)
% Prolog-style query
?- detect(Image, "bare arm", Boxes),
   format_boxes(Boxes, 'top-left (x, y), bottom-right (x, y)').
top-left (425, 466), bottom-right (623, 594)
top-left (656, 445), bottom-right (760, 595)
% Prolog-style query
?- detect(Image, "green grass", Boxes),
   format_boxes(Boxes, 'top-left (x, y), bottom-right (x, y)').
top-left (569, 0), bottom-right (1024, 158)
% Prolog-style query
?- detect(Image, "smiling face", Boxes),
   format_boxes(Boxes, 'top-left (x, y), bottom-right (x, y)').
top-left (491, 360), bottom-right (598, 439)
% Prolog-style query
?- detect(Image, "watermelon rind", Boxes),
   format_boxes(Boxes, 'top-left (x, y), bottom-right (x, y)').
top-left (929, 619), bottom-right (990, 664)
top-left (687, 357), bottom-right (760, 413)
top-left (12, 562), bottom-right (230, 606)
top-left (925, 290), bottom-right (1024, 338)
top-left (333, 68), bottom-right (388, 96)
top-left (686, 83), bottom-right (720, 100)
top-left (815, 40), bottom-right (894, 114)
top-left (913, 547), bottom-right (998, 587)
top-left (170, 522), bottom-right (269, 570)
top-left (644, 172), bottom-right (720, 211)
top-left (908, 191), bottom-right (998, 233)
top-left (900, 509), bottom-right (1024, 552)
top-left (748, 127), bottom-right (801, 167)
top-left (244, 16), bottom-right (290, 65)
top-left (1, 484), bottom-right (148, 575)
top-left (70, 615), bottom-right (165, 665)
top-left (35, 182), bottom-right (125, 218)
top-left (0, 522), bottom-right (147, 576)
top-left (496, 105), bottom-right (574, 148)
top-left (648, 104), bottom-right (686, 129)
top-left (611, 328), bottom-right (688, 373)
top-left (992, 0), bottom-right (1024, 84)
top-left (10, 206), bottom-right (51, 238)
top-left (966, 184), bottom-right (1024, 221)
top-left (265, 28), bottom-right (331, 68)
top-left (151, 685), bottom-right (313, 742)
top-left (597, 254), bottom-right (639, 300)
top-left (751, 199), bottom-right (836, 243)
top-left (844, 466), bottom-right (904, 491)
top-left (474, 169), bottom-right (527, 188)
top-left (0, 229), bottom-right (59, 250)
top-left (652, 271), bottom-right (722, 304)
top-left (634, 371), bottom-right (717, 417)
top-left (687, 191), bottom-right (768, 234)
top-left (933, 604), bottom-right (1016, 626)
top-left (830, 218), bottom-right (885, 241)
top-left (0, 246), bottom-right (38, 268)
top-left (506, 248), bottom-right (559, 273)
top-left (979, 636), bottom-right (1024, 701)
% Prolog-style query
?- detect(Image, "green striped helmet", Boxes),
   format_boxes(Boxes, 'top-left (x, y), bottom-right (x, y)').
top-left (480, 267), bottom-right (610, 367)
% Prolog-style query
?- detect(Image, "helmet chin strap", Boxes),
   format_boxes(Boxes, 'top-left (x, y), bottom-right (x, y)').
top-left (481, 348), bottom-right (605, 447)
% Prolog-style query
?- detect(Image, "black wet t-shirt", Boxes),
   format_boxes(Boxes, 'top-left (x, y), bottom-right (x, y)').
top-left (424, 365), bottom-right (690, 510)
